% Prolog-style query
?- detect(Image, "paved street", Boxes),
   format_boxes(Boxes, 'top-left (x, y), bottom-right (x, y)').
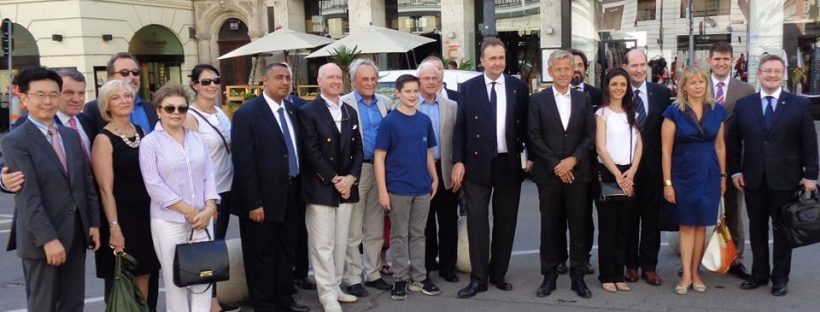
top-left (1, 124), bottom-right (820, 312)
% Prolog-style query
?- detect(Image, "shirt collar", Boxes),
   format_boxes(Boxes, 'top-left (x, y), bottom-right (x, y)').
top-left (571, 83), bottom-right (584, 91)
top-left (761, 87), bottom-right (782, 100)
top-left (632, 81), bottom-right (647, 93)
top-left (711, 75), bottom-right (730, 89)
top-left (28, 116), bottom-right (54, 134)
top-left (320, 93), bottom-right (341, 109)
top-left (353, 90), bottom-right (377, 106)
top-left (484, 74), bottom-right (505, 86)
top-left (135, 95), bottom-right (144, 107)
top-left (56, 111), bottom-right (73, 125)
top-left (420, 94), bottom-right (440, 106)
top-left (263, 92), bottom-right (284, 111)
top-left (552, 86), bottom-right (571, 97)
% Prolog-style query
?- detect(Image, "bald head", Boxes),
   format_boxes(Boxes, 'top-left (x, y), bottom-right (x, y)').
top-left (317, 63), bottom-right (343, 98)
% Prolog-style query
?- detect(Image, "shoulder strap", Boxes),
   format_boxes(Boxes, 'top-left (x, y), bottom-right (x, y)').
top-left (190, 108), bottom-right (230, 154)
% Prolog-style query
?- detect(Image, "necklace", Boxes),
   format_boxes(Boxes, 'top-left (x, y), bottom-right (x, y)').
top-left (111, 123), bottom-right (141, 148)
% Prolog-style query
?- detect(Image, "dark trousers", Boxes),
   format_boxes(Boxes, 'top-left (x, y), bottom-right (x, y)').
top-left (557, 184), bottom-right (595, 264)
top-left (745, 184), bottom-right (794, 284)
top-left (626, 174), bottom-right (662, 272)
top-left (723, 182), bottom-right (746, 260)
top-left (425, 162), bottom-right (459, 274)
top-left (537, 182), bottom-right (590, 279)
top-left (463, 154), bottom-right (522, 283)
top-left (293, 206), bottom-right (310, 279)
top-left (595, 163), bottom-right (632, 283)
top-left (212, 191), bottom-right (232, 299)
top-left (239, 182), bottom-right (300, 312)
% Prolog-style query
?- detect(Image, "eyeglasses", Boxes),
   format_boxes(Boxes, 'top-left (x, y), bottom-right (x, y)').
top-left (116, 69), bottom-right (141, 77)
top-left (759, 69), bottom-right (784, 75)
top-left (160, 105), bottom-right (189, 114)
top-left (195, 77), bottom-right (221, 86)
top-left (26, 92), bottom-right (61, 101)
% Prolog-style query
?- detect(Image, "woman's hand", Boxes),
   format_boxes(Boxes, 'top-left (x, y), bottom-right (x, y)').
top-left (663, 185), bottom-right (676, 204)
top-left (109, 226), bottom-right (125, 252)
top-left (190, 207), bottom-right (214, 230)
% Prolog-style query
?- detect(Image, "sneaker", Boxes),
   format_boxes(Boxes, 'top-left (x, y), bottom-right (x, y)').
top-left (408, 279), bottom-right (441, 296)
top-left (391, 280), bottom-right (408, 300)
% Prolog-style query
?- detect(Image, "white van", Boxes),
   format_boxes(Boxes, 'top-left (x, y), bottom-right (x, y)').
top-left (376, 69), bottom-right (481, 102)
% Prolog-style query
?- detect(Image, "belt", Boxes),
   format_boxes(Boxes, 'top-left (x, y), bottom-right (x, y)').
top-left (363, 159), bottom-right (373, 164)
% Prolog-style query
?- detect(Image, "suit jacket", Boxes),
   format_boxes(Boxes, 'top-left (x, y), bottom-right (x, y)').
top-left (230, 95), bottom-right (302, 223)
top-left (299, 96), bottom-right (363, 206)
top-left (579, 83), bottom-right (603, 110)
top-left (453, 74), bottom-right (529, 185)
top-left (420, 96), bottom-right (458, 189)
top-left (2, 121), bottom-right (100, 255)
top-left (717, 78), bottom-right (755, 122)
top-left (83, 97), bottom-right (158, 133)
top-left (527, 87), bottom-right (596, 184)
top-left (446, 88), bottom-right (462, 105)
top-left (637, 82), bottom-right (673, 182)
top-left (727, 91), bottom-right (819, 191)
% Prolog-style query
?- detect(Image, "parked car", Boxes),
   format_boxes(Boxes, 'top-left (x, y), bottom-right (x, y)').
top-left (376, 69), bottom-right (481, 104)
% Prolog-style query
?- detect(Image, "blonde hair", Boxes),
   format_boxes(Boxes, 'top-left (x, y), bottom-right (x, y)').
top-left (98, 80), bottom-right (135, 122)
top-left (675, 66), bottom-right (715, 112)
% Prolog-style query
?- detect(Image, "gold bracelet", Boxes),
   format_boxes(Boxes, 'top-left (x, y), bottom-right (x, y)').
top-left (663, 179), bottom-right (673, 187)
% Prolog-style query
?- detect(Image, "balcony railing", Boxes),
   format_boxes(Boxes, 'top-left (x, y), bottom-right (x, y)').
top-left (398, 0), bottom-right (441, 14)
top-left (495, 0), bottom-right (540, 17)
top-left (320, 0), bottom-right (347, 16)
top-left (495, 0), bottom-right (540, 8)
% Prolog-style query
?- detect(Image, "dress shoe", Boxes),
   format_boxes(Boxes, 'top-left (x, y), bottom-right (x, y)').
top-left (536, 277), bottom-right (557, 297)
top-left (642, 271), bottom-right (662, 286)
top-left (346, 283), bottom-right (369, 297)
top-left (556, 262), bottom-right (569, 274)
top-left (280, 298), bottom-right (310, 312)
top-left (294, 277), bottom-right (316, 290)
top-left (584, 263), bottom-right (595, 275)
top-left (771, 283), bottom-right (788, 296)
top-left (219, 302), bottom-right (240, 312)
top-left (624, 268), bottom-right (639, 282)
top-left (364, 278), bottom-right (393, 290)
top-left (489, 278), bottom-right (513, 291)
top-left (728, 263), bottom-right (752, 280)
top-left (740, 279), bottom-right (768, 290)
top-left (571, 279), bottom-right (593, 298)
top-left (439, 271), bottom-right (459, 283)
top-left (457, 281), bottom-right (488, 298)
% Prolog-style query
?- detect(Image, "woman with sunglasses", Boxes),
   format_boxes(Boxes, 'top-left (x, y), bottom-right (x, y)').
top-left (140, 83), bottom-right (220, 311)
top-left (182, 64), bottom-right (237, 312)
top-left (92, 79), bottom-right (160, 306)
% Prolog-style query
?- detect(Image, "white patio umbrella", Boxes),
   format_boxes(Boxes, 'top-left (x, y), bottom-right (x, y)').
top-left (218, 28), bottom-right (334, 60)
top-left (305, 25), bottom-right (435, 60)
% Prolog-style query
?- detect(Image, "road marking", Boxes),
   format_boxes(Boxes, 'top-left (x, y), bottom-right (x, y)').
top-left (0, 220), bottom-right (11, 224)
top-left (0, 229), bottom-right (9, 233)
top-left (0, 214), bottom-right (13, 218)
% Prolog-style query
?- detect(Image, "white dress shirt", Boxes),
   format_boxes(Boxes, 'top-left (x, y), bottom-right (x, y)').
top-left (263, 92), bottom-right (300, 163)
top-left (633, 81), bottom-right (649, 114)
top-left (484, 74), bottom-right (508, 153)
top-left (553, 86), bottom-right (572, 130)
top-left (320, 93), bottom-right (344, 132)
top-left (56, 111), bottom-right (91, 156)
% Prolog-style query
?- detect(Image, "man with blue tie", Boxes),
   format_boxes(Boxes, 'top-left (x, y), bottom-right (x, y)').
top-left (728, 54), bottom-right (818, 297)
top-left (83, 52), bottom-right (158, 134)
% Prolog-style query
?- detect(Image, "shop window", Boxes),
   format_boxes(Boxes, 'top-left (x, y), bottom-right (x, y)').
top-left (680, 0), bottom-right (730, 18)
top-left (601, 5), bottom-right (624, 30)
top-left (637, 0), bottom-right (657, 22)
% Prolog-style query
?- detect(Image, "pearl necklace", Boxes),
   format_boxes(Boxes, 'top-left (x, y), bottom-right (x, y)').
top-left (111, 123), bottom-right (141, 148)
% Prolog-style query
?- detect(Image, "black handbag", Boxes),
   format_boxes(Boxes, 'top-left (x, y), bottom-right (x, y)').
top-left (598, 117), bottom-right (633, 203)
top-left (173, 228), bottom-right (230, 289)
top-left (781, 189), bottom-right (820, 248)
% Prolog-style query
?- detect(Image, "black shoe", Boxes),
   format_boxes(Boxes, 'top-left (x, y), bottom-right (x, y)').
top-left (457, 281), bottom-right (488, 298)
top-left (293, 277), bottom-right (316, 290)
top-left (347, 283), bottom-right (369, 297)
top-left (439, 271), bottom-right (459, 283)
top-left (364, 278), bottom-right (393, 290)
top-left (489, 277), bottom-right (513, 291)
top-left (740, 279), bottom-right (768, 290)
top-left (771, 283), bottom-right (788, 296)
top-left (571, 279), bottom-right (592, 299)
top-left (219, 302), bottom-right (240, 312)
top-left (584, 263), bottom-right (594, 275)
top-left (391, 280), bottom-right (408, 300)
top-left (409, 279), bottom-right (442, 296)
top-left (280, 299), bottom-right (310, 312)
top-left (556, 262), bottom-right (568, 275)
top-left (728, 263), bottom-right (752, 280)
top-left (536, 277), bottom-right (557, 297)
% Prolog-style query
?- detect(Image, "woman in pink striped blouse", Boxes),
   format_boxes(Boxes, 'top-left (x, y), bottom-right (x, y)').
top-left (139, 83), bottom-right (220, 312)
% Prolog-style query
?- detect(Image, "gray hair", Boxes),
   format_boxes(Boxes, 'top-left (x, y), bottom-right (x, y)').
top-left (417, 61), bottom-right (439, 78)
top-left (349, 59), bottom-right (379, 81)
top-left (758, 54), bottom-right (785, 70)
top-left (55, 68), bottom-right (86, 83)
top-left (548, 49), bottom-right (574, 68)
top-left (263, 62), bottom-right (293, 77)
top-left (98, 80), bottom-right (135, 122)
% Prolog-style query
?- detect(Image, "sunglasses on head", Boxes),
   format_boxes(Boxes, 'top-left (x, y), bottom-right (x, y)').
top-left (116, 69), bottom-right (141, 77)
top-left (160, 105), bottom-right (189, 114)
top-left (195, 77), bottom-right (221, 86)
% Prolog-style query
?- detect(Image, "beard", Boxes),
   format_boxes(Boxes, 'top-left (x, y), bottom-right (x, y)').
top-left (571, 73), bottom-right (584, 86)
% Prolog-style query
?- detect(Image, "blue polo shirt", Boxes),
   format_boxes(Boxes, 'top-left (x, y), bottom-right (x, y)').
top-left (418, 96), bottom-right (441, 160)
top-left (375, 109), bottom-right (437, 196)
top-left (131, 96), bottom-right (153, 134)
top-left (355, 91), bottom-right (383, 160)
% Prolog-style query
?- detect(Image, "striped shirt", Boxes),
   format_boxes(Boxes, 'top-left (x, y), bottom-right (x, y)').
top-left (139, 122), bottom-right (220, 223)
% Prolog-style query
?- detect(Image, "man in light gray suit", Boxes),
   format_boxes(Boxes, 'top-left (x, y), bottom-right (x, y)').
top-left (2, 68), bottom-right (101, 311)
top-left (416, 61), bottom-right (460, 282)
top-left (342, 59), bottom-right (395, 297)
top-left (708, 42), bottom-right (755, 280)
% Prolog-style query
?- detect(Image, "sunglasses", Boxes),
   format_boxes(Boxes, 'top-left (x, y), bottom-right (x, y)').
top-left (116, 69), bottom-right (141, 77)
top-left (160, 105), bottom-right (189, 114)
top-left (195, 77), bottom-right (221, 86)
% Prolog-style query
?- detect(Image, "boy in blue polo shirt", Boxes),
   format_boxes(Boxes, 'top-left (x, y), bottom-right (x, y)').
top-left (374, 74), bottom-right (441, 300)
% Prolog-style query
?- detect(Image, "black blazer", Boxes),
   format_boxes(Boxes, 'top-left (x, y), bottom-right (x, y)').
top-left (299, 97), bottom-right (363, 206)
top-left (230, 96), bottom-right (302, 223)
top-left (527, 88), bottom-right (596, 184)
top-left (637, 82), bottom-right (673, 182)
top-left (83, 97), bottom-right (158, 133)
top-left (728, 92), bottom-right (819, 191)
top-left (453, 74), bottom-right (529, 185)
top-left (446, 88), bottom-right (462, 105)
top-left (583, 83), bottom-right (603, 109)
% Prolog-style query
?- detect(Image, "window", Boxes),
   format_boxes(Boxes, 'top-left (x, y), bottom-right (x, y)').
top-left (680, 0), bottom-right (730, 18)
top-left (601, 6), bottom-right (624, 30)
top-left (637, 0), bottom-right (657, 22)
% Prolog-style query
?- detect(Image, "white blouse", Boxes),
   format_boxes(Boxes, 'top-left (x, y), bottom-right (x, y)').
top-left (596, 107), bottom-right (639, 166)
top-left (189, 106), bottom-right (233, 193)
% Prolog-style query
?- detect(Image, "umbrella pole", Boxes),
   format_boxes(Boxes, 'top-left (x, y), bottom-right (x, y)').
top-left (412, 50), bottom-right (418, 68)
top-left (405, 53), bottom-right (411, 69)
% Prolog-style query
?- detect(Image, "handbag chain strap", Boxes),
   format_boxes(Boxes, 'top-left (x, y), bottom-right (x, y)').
top-left (190, 107), bottom-right (231, 154)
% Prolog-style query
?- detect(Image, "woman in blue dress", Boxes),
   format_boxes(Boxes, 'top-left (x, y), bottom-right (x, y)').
top-left (661, 66), bottom-right (727, 295)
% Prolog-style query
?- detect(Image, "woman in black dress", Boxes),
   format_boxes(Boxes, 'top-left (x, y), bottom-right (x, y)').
top-left (91, 79), bottom-right (159, 303)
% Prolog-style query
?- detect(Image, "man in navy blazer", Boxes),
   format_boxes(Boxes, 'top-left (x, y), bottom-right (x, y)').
top-left (452, 38), bottom-right (530, 298)
top-left (728, 54), bottom-right (818, 296)
top-left (231, 63), bottom-right (309, 312)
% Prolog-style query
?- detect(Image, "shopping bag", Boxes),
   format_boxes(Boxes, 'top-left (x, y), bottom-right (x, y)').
top-left (106, 252), bottom-right (149, 312)
top-left (702, 199), bottom-right (737, 273)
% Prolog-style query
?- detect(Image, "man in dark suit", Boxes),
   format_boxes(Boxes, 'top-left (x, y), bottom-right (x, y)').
top-left (231, 63), bottom-right (310, 312)
top-left (707, 42), bottom-right (755, 280)
top-left (83, 52), bottom-right (158, 134)
top-left (528, 49), bottom-right (596, 298)
top-left (729, 54), bottom-right (818, 297)
top-left (453, 37), bottom-right (530, 298)
top-left (2, 67), bottom-right (101, 312)
top-left (623, 49), bottom-right (672, 286)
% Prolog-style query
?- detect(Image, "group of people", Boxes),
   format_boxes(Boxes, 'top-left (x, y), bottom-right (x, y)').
top-left (0, 36), bottom-right (817, 312)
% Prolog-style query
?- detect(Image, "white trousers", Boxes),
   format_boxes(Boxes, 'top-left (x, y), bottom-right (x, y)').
top-left (306, 203), bottom-right (353, 305)
top-left (344, 164), bottom-right (385, 285)
top-left (151, 219), bottom-right (213, 312)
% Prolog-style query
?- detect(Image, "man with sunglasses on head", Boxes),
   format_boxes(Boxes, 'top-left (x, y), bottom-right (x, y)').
top-left (84, 52), bottom-right (158, 135)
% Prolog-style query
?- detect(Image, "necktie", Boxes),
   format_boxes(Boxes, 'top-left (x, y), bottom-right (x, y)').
top-left (715, 82), bottom-right (725, 106)
top-left (634, 89), bottom-right (647, 126)
top-left (490, 82), bottom-right (498, 118)
top-left (48, 127), bottom-right (68, 173)
top-left (764, 96), bottom-right (775, 131)
top-left (67, 117), bottom-right (90, 161)
top-left (277, 107), bottom-right (299, 177)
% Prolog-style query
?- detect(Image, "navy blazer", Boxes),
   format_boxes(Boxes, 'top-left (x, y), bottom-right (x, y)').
top-left (446, 88), bottom-right (462, 105)
top-left (453, 74), bottom-right (529, 185)
top-left (637, 82), bottom-right (673, 182)
top-left (527, 87), bottom-right (596, 184)
top-left (298, 97), bottom-right (363, 207)
top-left (230, 95), bottom-right (302, 223)
top-left (581, 83), bottom-right (603, 110)
top-left (727, 91), bottom-right (819, 191)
